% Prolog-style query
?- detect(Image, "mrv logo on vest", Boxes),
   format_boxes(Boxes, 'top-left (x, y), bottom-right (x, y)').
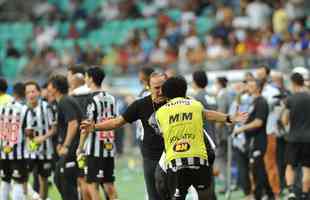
top-left (169, 112), bottom-right (193, 124)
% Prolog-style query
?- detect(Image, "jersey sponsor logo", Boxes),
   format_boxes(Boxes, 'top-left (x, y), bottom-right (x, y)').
top-left (43, 163), bottom-right (52, 170)
top-left (169, 112), bottom-right (192, 124)
top-left (97, 170), bottom-right (104, 178)
top-left (173, 139), bottom-right (191, 152)
top-left (97, 117), bottom-right (115, 141)
top-left (104, 142), bottom-right (113, 150)
top-left (0, 121), bottom-right (20, 144)
top-left (174, 189), bottom-right (181, 197)
top-left (169, 133), bottom-right (195, 144)
top-left (197, 185), bottom-right (206, 190)
top-left (166, 99), bottom-right (191, 107)
top-left (12, 169), bottom-right (21, 178)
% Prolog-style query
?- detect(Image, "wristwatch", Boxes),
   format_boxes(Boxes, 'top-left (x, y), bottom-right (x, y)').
top-left (226, 115), bottom-right (233, 123)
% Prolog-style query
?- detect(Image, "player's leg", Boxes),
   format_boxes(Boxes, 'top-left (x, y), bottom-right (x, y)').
top-left (0, 160), bottom-right (12, 200)
top-left (103, 183), bottom-right (118, 200)
top-left (301, 167), bottom-right (310, 200)
top-left (85, 156), bottom-right (104, 200)
top-left (11, 160), bottom-right (29, 200)
top-left (37, 160), bottom-right (53, 200)
top-left (194, 165), bottom-right (213, 200)
top-left (301, 143), bottom-right (310, 200)
top-left (250, 150), bottom-right (273, 200)
top-left (142, 157), bottom-right (161, 200)
top-left (102, 157), bottom-right (118, 200)
top-left (78, 176), bottom-right (92, 200)
top-left (167, 168), bottom-right (190, 200)
top-left (88, 182), bottom-right (101, 200)
top-left (285, 142), bottom-right (299, 199)
top-left (55, 158), bottom-right (79, 200)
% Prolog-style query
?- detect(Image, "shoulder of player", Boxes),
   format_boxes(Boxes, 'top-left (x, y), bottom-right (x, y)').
top-left (91, 91), bottom-right (116, 103)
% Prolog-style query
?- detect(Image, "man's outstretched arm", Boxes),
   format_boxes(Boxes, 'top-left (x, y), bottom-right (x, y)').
top-left (80, 116), bottom-right (127, 133)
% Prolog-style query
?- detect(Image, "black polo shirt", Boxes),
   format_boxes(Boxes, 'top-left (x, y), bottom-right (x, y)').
top-left (122, 95), bottom-right (166, 161)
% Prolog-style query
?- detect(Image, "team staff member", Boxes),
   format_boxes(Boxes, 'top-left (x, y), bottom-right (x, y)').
top-left (47, 75), bottom-right (83, 200)
top-left (81, 72), bottom-right (167, 200)
top-left (24, 81), bottom-right (57, 200)
top-left (0, 83), bottom-right (29, 200)
top-left (155, 76), bottom-right (246, 200)
top-left (282, 73), bottom-right (310, 200)
top-left (77, 67), bottom-right (118, 200)
top-left (233, 79), bottom-right (274, 200)
top-left (67, 66), bottom-right (92, 200)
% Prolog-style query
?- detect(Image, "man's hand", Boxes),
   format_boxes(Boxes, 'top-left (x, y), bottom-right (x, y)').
top-left (80, 120), bottom-right (94, 134)
top-left (76, 146), bottom-right (84, 157)
top-left (57, 145), bottom-right (69, 157)
top-left (231, 112), bottom-right (248, 124)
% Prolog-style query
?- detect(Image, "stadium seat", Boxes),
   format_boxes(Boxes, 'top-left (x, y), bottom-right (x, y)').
top-left (166, 9), bottom-right (182, 21)
top-left (196, 17), bottom-right (216, 35)
top-left (1, 57), bottom-right (27, 79)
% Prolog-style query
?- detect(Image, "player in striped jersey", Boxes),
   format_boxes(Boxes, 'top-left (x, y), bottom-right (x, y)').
top-left (78, 67), bottom-right (118, 200)
top-left (0, 82), bottom-right (29, 200)
top-left (24, 81), bottom-right (57, 200)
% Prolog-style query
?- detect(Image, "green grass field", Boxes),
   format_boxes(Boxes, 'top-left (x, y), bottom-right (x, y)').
top-left (47, 149), bottom-right (246, 200)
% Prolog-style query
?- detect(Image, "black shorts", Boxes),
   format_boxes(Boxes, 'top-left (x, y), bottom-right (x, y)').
top-left (28, 160), bottom-right (53, 178)
top-left (286, 142), bottom-right (310, 167)
top-left (85, 156), bottom-right (115, 184)
top-left (167, 165), bottom-right (212, 198)
top-left (0, 159), bottom-right (29, 183)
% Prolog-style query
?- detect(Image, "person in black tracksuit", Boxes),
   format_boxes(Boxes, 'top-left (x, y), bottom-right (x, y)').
top-left (47, 75), bottom-right (83, 200)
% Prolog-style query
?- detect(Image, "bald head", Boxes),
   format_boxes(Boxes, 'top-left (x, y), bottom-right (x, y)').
top-left (70, 73), bottom-right (85, 91)
top-left (149, 72), bottom-right (167, 102)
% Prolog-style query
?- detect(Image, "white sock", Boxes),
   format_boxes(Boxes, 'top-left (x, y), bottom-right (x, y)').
top-left (0, 181), bottom-right (11, 200)
top-left (12, 183), bottom-right (26, 200)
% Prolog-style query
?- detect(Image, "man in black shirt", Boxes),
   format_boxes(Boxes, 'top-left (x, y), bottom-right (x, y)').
top-left (81, 72), bottom-right (167, 200)
top-left (47, 75), bottom-right (83, 200)
top-left (234, 79), bottom-right (274, 200)
top-left (282, 73), bottom-right (310, 200)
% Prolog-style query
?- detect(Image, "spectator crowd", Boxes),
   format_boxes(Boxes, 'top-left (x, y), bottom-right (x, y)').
top-left (1, 0), bottom-right (309, 79)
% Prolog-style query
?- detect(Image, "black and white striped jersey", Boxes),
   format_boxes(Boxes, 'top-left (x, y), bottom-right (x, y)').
top-left (26, 99), bottom-right (56, 160)
top-left (0, 100), bottom-right (29, 160)
top-left (84, 91), bottom-right (117, 158)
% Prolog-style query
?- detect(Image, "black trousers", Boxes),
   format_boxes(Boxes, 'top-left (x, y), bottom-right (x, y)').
top-left (250, 150), bottom-right (274, 200)
top-left (276, 137), bottom-right (286, 190)
top-left (234, 149), bottom-right (251, 195)
top-left (143, 157), bottom-right (161, 200)
top-left (54, 157), bottom-right (79, 200)
top-left (155, 165), bottom-right (170, 200)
